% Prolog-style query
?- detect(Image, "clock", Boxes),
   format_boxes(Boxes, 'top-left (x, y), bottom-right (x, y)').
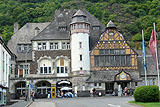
top-left (120, 73), bottom-right (126, 79)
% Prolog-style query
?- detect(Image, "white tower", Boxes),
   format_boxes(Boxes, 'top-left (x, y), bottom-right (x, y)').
top-left (70, 10), bottom-right (90, 72)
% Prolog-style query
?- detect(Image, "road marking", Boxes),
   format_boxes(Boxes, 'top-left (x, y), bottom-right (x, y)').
top-left (108, 104), bottom-right (121, 107)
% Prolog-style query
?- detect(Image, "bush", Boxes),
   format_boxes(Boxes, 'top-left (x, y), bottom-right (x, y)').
top-left (133, 85), bottom-right (159, 102)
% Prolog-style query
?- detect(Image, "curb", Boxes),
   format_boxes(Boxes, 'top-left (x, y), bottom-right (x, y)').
top-left (128, 103), bottom-right (144, 107)
top-left (25, 101), bottom-right (33, 107)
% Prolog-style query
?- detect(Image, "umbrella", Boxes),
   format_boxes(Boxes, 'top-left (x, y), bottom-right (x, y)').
top-left (60, 87), bottom-right (72, 91)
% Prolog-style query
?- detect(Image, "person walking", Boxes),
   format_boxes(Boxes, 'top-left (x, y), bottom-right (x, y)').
top-left (124, 87), bottom-right (128, 96)
top-left (31, 91), bottom-right (35, 101)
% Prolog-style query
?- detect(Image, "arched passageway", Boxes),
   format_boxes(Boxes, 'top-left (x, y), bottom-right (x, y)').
top-left (15, 81), bottom-right (26, 99)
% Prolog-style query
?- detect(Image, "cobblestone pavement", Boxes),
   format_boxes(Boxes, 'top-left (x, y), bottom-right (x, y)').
top-left (28, 96), bottom-right (136, 107)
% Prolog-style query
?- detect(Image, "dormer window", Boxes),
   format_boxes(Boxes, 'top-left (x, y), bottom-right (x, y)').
top-left (92, 26), bottom-right (100, 30)
top-left (58, 27), bottom-right (67, 31)
top-left (38, 43), bottom-right (46, 50)
top-left (18, 44), bottom-right (31, 52)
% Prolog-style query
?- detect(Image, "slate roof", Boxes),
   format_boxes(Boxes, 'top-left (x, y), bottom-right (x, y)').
top-left (7, 23), bottom-right (50, 61)
top-left (137, 55), bottom-right (158, 76)
top-left (32, 9), bottom-right (106, 50)
top-left (86, 70), bottom-right (140, 83)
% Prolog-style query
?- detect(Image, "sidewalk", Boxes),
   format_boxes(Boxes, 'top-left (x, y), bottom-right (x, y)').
top-left (5, 100), bottom-right (33, 107)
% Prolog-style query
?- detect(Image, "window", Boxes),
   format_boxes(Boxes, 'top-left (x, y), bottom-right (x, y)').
top-left (39, 59), bottom-right (52, 74)
top-left (59, 27), bottom-right (67, 31)
top-left (135, 82), bottom-right (138, 87)
top-left (110, 56), bottom-right (114, 66)
top-left (99, 83), bottom-right (101, 87)
top-left (19, 64), bottom-right (29, 75)
top-left (126, 55), bottom-right (131, 66)
top-left (105, 56), bottom-right (109, 66)
top-left (99, 56), bottom-right (104, 66)
top-left (42, 43), bottom-right (46, 50)
top-left (94, 83), bottom-right (97, 87)
top-left (62, 42), bottom-right (66, 49)
top-left (92, 26), bottom-right (100, 30)
top-left (67, 43), bottom-right (70, 49)
top-left (55, 43), bottom-right (58, 50)
top-left (95, 56), bottom-right (99, 67)
top-left (61, 67), bottom-right (64, 73)
top-left (79, 42), bottom-right (82, 48)
top-left (115, 56), bottom-right (120, 66)
top-left (50, 42), bottom-right (59, 50)
top-left (56, 58), bottom-right (69, 75)
top-left (38, 43), bottom-right (46, 50)
top-left (40, 67), bottom-right (43, 73)
top-left (57, 67), bottom-right (59, 73)
top-left (80, 24), bottom-right (83, 29)
top-left (74, 24), bottom-right (76, 29)
top-left (65, 67), bottom-right (68, 73)
top-left (80, 55), bottom-right (82, 61)
top-left (78, 24), bottom-right (80, 29)
top-left (121, 56), bottom-right (125, 66)
top-left (99, 50), bottom-right (105, 54)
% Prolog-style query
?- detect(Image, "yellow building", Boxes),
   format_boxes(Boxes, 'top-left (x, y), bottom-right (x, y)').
top-left (87, 21), bottom-right (141, 95)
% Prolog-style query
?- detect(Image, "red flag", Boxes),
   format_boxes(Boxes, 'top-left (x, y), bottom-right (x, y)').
top-left (149, 29), bottom-right (157, 69)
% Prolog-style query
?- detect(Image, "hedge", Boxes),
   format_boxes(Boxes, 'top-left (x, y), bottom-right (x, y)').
top-left (133, 85), bottom-right (159, 102)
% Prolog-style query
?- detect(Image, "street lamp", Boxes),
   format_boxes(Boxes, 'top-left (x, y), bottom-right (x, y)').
top-left (25, 47), bottom-right (32, 101)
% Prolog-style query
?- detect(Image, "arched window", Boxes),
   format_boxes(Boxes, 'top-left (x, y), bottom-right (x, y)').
top-left (56, 58), bottom-right (69, 76)
top-left (39, 58), bottom-right (52, 74)
top-left (15, 81), bottom-right (26, 98)
top-left (36, 81), bottom-right (51, 95)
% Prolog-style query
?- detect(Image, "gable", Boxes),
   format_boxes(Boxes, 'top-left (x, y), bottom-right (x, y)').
top-left (90, 28), bottom-right (138, 71)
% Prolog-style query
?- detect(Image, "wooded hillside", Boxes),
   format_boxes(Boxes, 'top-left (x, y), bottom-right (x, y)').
top-left (0, 0), bottom-right (160, 49)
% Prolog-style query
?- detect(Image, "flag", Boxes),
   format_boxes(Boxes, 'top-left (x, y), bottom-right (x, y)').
top-left (149, 29), bottom-right (157, 69)
top-left (142, 31), bottom-right (146, 68)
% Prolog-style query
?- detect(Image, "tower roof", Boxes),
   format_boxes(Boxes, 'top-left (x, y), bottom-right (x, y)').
top-left (70, 10), bottom-right (90, 24)
top-left (106, 20), bottom-right (116, 28)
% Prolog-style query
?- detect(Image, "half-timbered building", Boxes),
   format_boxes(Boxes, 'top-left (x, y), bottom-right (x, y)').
top-left (87, 21), bottom-right (141, 95)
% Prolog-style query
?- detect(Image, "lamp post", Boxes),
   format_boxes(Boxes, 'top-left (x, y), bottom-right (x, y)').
top-left (25, 47), bottom-right (32, 101)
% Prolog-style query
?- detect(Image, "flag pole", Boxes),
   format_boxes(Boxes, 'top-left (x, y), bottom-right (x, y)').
top-left (154, 23), bottom-right (160, 91)
top-left (142, 30), bottom-right (147, 85)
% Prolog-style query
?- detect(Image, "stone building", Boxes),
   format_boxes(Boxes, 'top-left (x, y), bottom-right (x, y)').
top-left (0, 37), bottom-right (12, 105)
top-left (7, 9), bottom-right (148, 99)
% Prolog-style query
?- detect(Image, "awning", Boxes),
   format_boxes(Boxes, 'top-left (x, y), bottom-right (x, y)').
top-left (60, 87), bottom-right (72, 91)
top-left (58, 81), bottom-right (71, 85)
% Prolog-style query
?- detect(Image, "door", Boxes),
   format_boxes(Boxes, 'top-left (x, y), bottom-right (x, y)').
top-left (105, 83), bottom-right (114, 94)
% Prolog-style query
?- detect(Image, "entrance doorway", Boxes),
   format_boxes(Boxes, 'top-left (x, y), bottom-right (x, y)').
top-left (105, 83), bottom-right (114, 94)
top-left (35, 81), bottom-right (51, 98)
top-left (117, 82), bottom-right (128, 90)
top-left (56, 80), bottom-right (72, 97)
top-left (15, 81), bottom-right (26, 99)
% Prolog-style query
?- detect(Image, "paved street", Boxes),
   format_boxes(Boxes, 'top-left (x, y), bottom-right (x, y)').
top-left (28, 96), bottom-right (136, 107)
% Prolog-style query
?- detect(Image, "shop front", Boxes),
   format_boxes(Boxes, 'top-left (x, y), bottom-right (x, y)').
top-left (0, 85), bottom-right (7, 106)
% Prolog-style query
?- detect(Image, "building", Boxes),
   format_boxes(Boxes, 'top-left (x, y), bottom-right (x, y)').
top-left (8, 9), bottom-right (144, 98)
top-left (0, 37), bottom-right (12, 105)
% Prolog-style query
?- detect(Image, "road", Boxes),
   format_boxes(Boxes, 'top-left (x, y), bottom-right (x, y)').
top-left (29, 96), bottom-right (136, 107)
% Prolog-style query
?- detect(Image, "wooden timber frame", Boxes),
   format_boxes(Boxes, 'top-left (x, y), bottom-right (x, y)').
top-left (90, 27), bottom-right (138, 71)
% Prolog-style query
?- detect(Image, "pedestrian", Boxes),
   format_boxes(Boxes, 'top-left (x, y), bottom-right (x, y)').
top-left (124, 87), bottom-right (127, 96)
top-left (31, 91), bottom-right (35, 101)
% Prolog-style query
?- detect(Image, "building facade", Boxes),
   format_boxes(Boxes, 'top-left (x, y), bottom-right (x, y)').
top-left (0, 37), bottom-right (12, 105)
top-left (8, 9), bottom-right (145, 99)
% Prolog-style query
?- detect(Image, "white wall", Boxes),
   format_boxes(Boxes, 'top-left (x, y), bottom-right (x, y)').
top-left (0, 43), bottom-right (11, 88)
top-left (71, 33), bottom-right (90, 71)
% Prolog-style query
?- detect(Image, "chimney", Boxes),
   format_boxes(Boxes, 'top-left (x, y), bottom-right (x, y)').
top-left (35, 27), bottom-right (40, 36)
top-left (14, 22), bottom-right (19, 33)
